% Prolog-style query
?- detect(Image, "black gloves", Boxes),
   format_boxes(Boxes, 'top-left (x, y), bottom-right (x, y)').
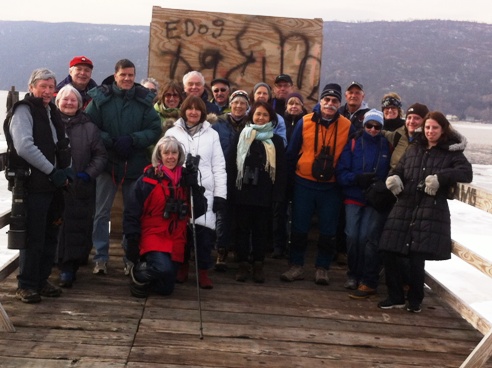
top-left (113, 135), bottom-right (133, 159)
top-left (212, 196), bottom-right (227, 213)
top-left (355, 172), bottom-right (376, 189)
top-left (182, 167), bottom-right (198, 187)
top-left (64, 167), bottom-right (75, 183)
top-left (126, 236), bottom-right (140, 265)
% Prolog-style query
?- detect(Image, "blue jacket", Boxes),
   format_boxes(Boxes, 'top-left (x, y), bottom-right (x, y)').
top-left (336, 130), bottom-right (391, 204)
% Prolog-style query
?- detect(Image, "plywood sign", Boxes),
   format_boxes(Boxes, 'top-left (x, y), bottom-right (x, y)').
top-left (148, 6), bottom-right (323, 109)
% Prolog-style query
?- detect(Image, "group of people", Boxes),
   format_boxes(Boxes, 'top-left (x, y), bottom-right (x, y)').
top-left (6, 56), bottom-right (472, 314)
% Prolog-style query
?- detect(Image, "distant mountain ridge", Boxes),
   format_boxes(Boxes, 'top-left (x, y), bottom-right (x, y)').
top-left (1, 20), bottom-right (491, 121)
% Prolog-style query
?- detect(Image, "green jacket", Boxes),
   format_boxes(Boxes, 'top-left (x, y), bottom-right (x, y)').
top-left (86, 83), bottom-right (161, 180)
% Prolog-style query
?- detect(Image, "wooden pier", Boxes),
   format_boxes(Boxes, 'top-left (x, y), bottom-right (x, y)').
top-left (0, 242), bottom-right (490, 368)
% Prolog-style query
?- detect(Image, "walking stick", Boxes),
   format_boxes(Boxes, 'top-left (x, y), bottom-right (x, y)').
top-left (187, 154), bottom-right (204, 339)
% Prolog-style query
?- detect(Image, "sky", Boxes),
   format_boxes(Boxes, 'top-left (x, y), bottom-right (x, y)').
top-left (1, 0), bottom-right (491, 25)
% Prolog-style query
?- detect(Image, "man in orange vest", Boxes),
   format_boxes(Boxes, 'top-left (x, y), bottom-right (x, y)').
top-left (280, 83), bottom-right (355, 285)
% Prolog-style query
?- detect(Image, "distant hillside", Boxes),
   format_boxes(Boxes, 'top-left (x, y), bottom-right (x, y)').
top-left (1, 20), bottom-right (491, 121)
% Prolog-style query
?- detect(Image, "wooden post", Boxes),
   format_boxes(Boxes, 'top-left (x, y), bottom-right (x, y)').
top-left (6, 86), bottom-right (19, 112)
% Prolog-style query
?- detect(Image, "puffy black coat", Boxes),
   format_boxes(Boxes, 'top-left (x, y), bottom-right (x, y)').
top-left (379, 132), bottom-right (472, 260)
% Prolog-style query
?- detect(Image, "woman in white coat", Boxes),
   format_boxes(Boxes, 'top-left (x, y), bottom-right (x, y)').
top-left (165, 95), bottom-right (227, 289)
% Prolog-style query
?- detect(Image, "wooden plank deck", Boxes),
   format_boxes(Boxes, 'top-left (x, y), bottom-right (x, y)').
top-left (0, 240), bottom-right (490, 368)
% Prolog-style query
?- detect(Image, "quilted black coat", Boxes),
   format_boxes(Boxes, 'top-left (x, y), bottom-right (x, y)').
top-left (379, 131), bottom-right (473, 260)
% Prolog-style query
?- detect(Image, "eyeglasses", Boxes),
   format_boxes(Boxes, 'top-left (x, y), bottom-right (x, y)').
top-left (164, 93), bottom-right (179, 98)
top-left (213, 88), bottom-right (228, 93)
top-left (365, 123), bottom-right (382, 130)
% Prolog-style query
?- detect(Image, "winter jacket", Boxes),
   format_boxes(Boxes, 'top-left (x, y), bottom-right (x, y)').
top-left (383, 126), bottom-right (421, 170)
top-left (55, 75), bottom-right (98, 109)
top-left (165, 118), bottom-right (227, 230)
top-left (7, 95), bottom-right (70, 193)
top-left (228, 133), bottom-right (287, 208)
top-left (379, 132), bottom-right (473, 260)
top-left (154, 102), bottom-right (180, 136)
top-left (212, 113), bottom-right (248, 166)
top-left (58, 111), bottom-right (107, 264)
top-left (283, 110), bottom-right (307, 144)
top-left (124, 166), bottom-right (189, 263)
top-left (339, 102), bottom-right (370, 131)
top-left (85, 83), bottom-right (162, 181)
top-left (336, 130), bottom-right (391, 205)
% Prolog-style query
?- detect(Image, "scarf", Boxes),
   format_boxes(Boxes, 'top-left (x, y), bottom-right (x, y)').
top-left (184, 121), bottom-right (203, 137)
top-left (156, 165), bottom-right (183, 187)
top-left (236, 122), bottom-right (276, 189)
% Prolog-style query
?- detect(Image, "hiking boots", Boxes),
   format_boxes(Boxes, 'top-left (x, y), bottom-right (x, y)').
top-left (406, 303), bottom-right (422, 313)
top-left (39, 281), bottom-right (62, 297)
top-left (16, 288), bottom-right (41, 303)
top-left (214, 248), bottom-right (228, 272)
top-left (235, 262), bottom-right (250, 282)
top-left (280, 265), bottom-right (305, 282)
top-left (176, 262), bottom-right (189, 283)
top-left (314, 267), bottom-right (330, 285)
top-left (344, 278), bottom-right (358, 290)
top-left (349, 284), bottom-right (376, 299)
top-left (252, 262), bottom-right (265, 283)
top-left (198, 270), bottom-right (213, 289)
top-left (93, 261), bottom-right (107, 275)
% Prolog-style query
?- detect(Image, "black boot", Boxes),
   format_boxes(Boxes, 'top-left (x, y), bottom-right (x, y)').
top-left (129, 266), bottom-right (150, 298)
top-left (236, 262), bottom-right (250, 282)
top-left (252, 261), bottom-right (265, 283)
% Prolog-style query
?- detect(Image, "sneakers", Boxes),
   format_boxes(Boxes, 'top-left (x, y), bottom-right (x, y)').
top-left (280, 265), bottom-right (305, 282)
top-left (406, 303), bottom-right (422, 313)
top-left (129, 267), bottom-right (150, 298)
top-left (349, 284), bottom-right (376, 299)
top-left (214, 248), bottom-right (228, 272)
top-left (93, 261), bottom-right (107, 275)
top-left (59, 271), bottom-right (74, 288)
top-left (16, 288), bottom-right (41, 303)
top-left (123, 259), bottom-right (134, 276)
top-left (39, 281), bottom-right (62, 297)
top-left (344, 278), bottom-right (358, 290)
top-left (377, 298), bottom-right (406, 310)
top-left (314, 267), bottom-right (330, 285)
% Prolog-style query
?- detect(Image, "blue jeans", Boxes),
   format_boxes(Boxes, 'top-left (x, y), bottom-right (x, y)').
top-left (92, 171), bottom-right (135, 263)
top-left (134, 251), bottom-right (178, 296)
top-left (289, 184), bottom-right (342, 268)
top-left (345, 204), bottom-right (387, 289)
top-left (18, 191), bottom-right (62, 290)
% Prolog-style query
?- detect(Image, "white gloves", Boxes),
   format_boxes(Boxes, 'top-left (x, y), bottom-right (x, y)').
top-left (424, 175), bottom-right (439, 196)
top-left (386, 175), bottom-right (404, 196)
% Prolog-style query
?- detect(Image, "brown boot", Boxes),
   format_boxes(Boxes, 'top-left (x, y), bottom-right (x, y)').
top-left (176, 262), bottom-right (189, 283)
top-left (198, 269), bottom-right (213, 289)
top-left (252, 261), bottom-right (265, 283)
top-left (235, 262), bottom-right (250, 282)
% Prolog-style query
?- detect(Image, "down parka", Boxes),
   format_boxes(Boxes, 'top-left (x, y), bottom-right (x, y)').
top-left (379, 131), bottom-right (473, 260)
top-left (165, 118), bottom-right (227, 230)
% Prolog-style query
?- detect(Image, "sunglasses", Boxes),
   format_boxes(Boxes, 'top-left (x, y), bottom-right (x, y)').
top-left (213, 88), bottom-right (228, 93)
top-left (365, 123), bottom-right (382, 130)
top-left (164, 93), bottom-right (179, 98)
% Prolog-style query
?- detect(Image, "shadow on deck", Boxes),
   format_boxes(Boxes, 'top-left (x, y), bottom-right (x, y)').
top-left (0, 240), bottom-right (490, 368)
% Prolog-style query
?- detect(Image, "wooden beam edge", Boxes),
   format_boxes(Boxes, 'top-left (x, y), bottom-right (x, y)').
top-left (425, 274), bottom-right (492, 336)
top-left (452, 240), bottom-right (492, 279)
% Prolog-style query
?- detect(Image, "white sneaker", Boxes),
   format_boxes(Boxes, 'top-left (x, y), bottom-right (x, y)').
top-left (93, 261), bottom-right (107, 275)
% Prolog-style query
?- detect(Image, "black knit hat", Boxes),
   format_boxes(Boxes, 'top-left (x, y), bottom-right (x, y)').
top-left (320, 83), bottom-right (342, 102)
top-left (406, 103), bottom-right (429, 119)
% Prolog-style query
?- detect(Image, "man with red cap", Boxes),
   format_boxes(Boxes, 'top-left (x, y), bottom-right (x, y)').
top-left (55, 56), bottom-right (97, 109)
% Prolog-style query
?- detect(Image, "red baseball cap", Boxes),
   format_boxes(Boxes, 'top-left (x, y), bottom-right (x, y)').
top-left (69, 56), bottom-right (93, 69)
